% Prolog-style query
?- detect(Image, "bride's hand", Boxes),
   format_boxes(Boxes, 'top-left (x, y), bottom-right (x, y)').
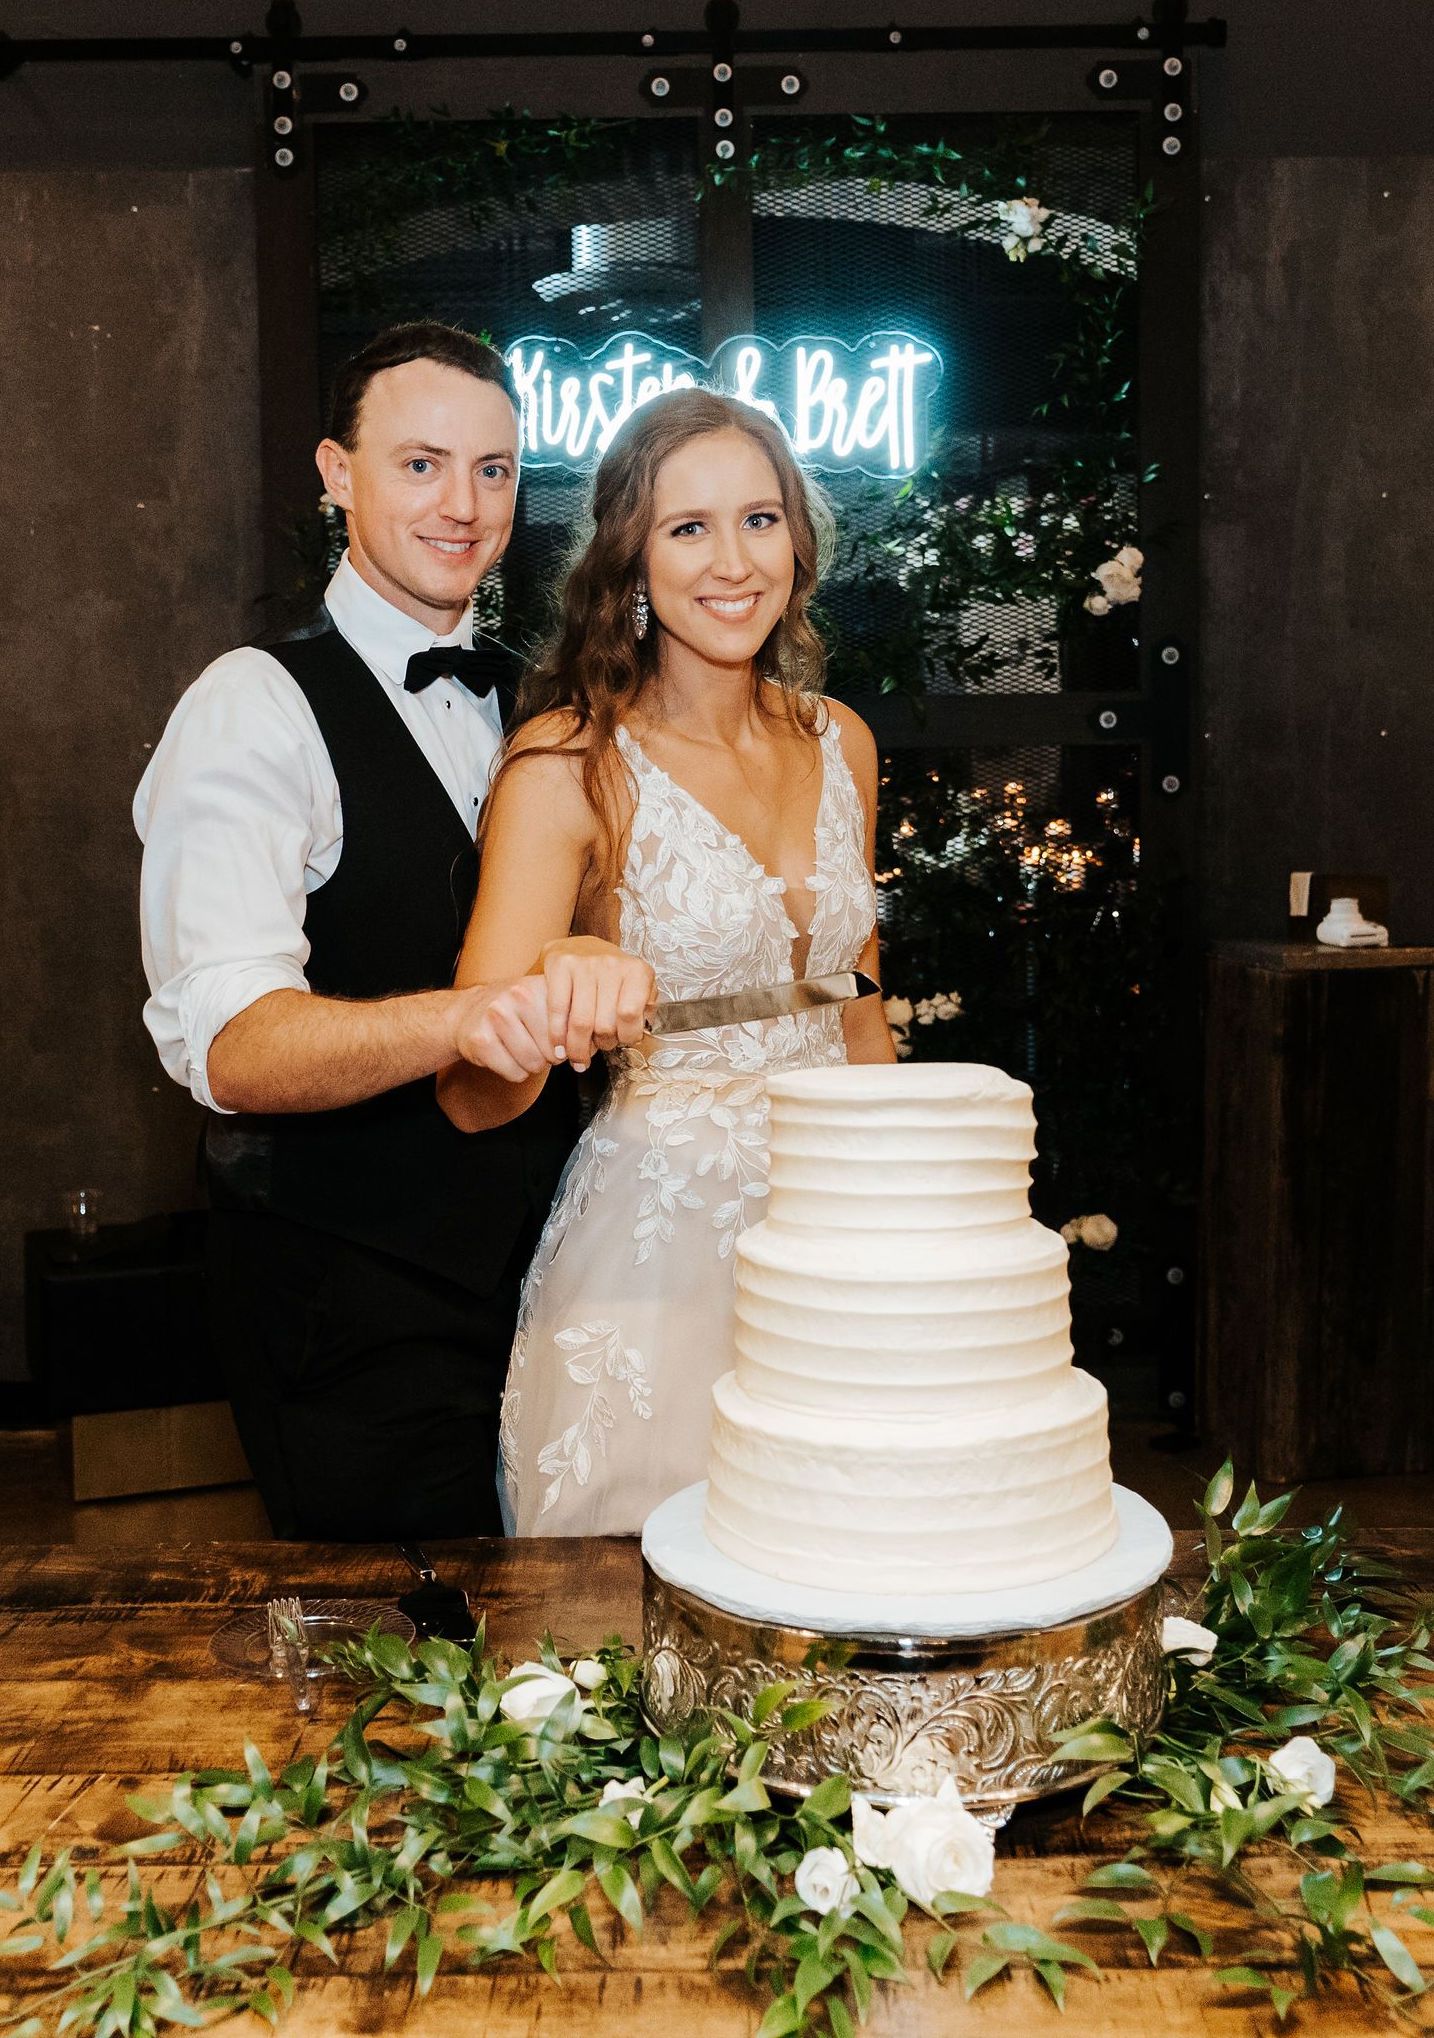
top-left (540, 937), bottom-right (656, 1072)
top-left (449, 977), bottom-right (559, 1083)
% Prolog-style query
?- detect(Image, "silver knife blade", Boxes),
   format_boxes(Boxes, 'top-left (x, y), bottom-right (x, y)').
top-left (647, 970), bottom-right (881, 1036)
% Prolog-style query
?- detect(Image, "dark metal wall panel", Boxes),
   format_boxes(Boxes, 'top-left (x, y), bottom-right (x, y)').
top-left (1200, 153), bottom-right (1434, 943)
top-left (0, 168), bottom-right (263, 1378)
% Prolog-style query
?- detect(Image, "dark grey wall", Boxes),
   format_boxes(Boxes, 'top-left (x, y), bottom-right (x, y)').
top-left (2, 0), bottom-right (1431, 1377)
top-left (1201, 153), bottom-right (1434, 942)
top-left (0, 169), bottom-right (262, 1379)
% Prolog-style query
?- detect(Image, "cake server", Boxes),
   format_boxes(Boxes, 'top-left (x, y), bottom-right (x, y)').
top-left (647, 970), bottom-right (881, 1036)
top-left (396, 1544), bottom-right (476, 1643)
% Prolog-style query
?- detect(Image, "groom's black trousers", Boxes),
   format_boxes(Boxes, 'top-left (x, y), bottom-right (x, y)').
top-left (206, 1208), bottom-right (536, 1541)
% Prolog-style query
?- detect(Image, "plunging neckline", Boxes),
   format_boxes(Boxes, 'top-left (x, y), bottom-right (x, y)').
top-left (617, 722), bottom-right (831, 975)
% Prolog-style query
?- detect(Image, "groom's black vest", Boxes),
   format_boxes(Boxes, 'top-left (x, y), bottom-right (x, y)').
top-left (204, 613), bottom-right (576, 1294)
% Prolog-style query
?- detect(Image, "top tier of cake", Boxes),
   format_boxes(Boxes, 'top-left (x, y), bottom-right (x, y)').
top-left (763, 1062), bottom-right (1037, 1234)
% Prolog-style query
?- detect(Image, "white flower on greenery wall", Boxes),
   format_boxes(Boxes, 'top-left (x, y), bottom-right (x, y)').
top-left (995, 195), bottom-right (1052, 260)
top-left (884, 991), bottom-right (961, 1060)
top-left (1061, 1213), bottom-right (1119, 1251)
top-left (1084, 545), bottom-right (1144, 614)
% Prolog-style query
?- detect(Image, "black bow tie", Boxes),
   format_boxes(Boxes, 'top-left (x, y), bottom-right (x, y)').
top-left (403, 644), bottom-right (499, 696)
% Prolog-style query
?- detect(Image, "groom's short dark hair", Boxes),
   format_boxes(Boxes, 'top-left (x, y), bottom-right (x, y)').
top-left (328, 321), bottom-right (519, 450)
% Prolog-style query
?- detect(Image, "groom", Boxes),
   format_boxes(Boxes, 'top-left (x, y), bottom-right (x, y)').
top-left (137, 321), bottom-right (609, 1541)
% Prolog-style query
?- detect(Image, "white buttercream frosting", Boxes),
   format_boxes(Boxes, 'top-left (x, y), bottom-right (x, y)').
top-left (704, 1063), bottom-right (1119, 1593)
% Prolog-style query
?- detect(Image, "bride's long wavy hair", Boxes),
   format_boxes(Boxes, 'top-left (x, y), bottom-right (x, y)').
top-left (489, 387), bottom-right (835, 882)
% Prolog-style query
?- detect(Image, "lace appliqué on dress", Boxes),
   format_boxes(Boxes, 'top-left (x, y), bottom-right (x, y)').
top-left (500, 711), bottom-right (876, 1534)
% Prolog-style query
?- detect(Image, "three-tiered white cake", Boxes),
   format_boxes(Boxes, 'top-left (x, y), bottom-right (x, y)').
top-left (703, 1064), bottom-right (1119, 1594)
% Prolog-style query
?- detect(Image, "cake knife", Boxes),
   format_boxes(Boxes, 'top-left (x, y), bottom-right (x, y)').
top-left (647, 970), bottom-right (881, 1036)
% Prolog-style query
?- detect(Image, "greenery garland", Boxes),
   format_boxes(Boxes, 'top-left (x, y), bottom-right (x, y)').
top-left (5, 1466), bottom-right (1434, 2034)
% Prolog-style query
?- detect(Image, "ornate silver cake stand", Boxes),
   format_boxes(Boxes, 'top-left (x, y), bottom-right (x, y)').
top-left (641, 1484), bottom-right (1173, 1816)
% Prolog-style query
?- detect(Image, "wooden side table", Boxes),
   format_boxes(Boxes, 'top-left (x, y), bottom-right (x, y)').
top-left (1199, 942), bottom-right (1434, 1484)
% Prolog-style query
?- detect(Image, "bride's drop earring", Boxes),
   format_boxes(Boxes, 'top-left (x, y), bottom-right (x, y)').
top-left (633, 584), bottom-right (650, 642)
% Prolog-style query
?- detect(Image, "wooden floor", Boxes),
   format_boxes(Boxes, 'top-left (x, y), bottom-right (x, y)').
top-left (0, 1420), bottom-right (1430, 1544)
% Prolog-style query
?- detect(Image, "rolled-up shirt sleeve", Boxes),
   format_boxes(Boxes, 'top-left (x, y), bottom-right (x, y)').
top-left (135, 648), bottom-right (335, 1113)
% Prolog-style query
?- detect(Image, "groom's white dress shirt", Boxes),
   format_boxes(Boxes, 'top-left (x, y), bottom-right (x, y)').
top-left (135, 554), bottom-right (504, 1113)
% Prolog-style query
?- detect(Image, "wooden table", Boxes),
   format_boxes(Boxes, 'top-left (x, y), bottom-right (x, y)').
top-left (3, 1534), bottom-right (1432, 2034)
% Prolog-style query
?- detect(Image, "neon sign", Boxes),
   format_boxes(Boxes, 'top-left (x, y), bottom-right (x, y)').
top-left (503, 330), bottom-right (943, 478)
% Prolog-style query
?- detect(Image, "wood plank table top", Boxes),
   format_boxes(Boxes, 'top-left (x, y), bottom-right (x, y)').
top-left (3, 1532), bottom-right (1432, 2034)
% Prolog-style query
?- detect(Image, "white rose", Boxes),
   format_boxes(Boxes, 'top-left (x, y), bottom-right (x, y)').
top-left (883, 996), bottom-right (914, 1027)
top-left (851, 1793), bottom-right (893, 1870)
top-left (571, 1657), bottom-right (606, 1690)
top-left (1161, 1616), bottom-right (1219, 1666)
top-left (1083, 591), bottom-right (1112, 616)
top-left (1061, 1213), bottom-right (1118, 1251)
top-left (996, 196), bottom-right (1051, 262)
top-left (1268, 1736), bottom-right (1337, 1810)
top-left (794, 1846), bottom-right (860, 1917)
top-left (498, 1661), bottom-right (583, 1725)
top-left (864, 1779), bottom-right (996, 1909)
top-left (1092, 550), bottom-right (1143, 606)
top-left (600, 1777), bottom-right (649, 1828)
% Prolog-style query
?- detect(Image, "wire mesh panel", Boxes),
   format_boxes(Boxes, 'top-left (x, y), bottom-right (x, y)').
top-left (311, 110), bottom-right (1172, 1375)
top-left (749, 114), bottom-right (1142, 699)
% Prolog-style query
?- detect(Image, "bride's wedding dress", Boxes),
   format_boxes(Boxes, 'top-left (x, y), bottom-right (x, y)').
top-left (500, 712), bottom-right (877, 1535)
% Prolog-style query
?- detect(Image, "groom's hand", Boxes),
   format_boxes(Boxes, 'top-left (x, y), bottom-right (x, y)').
top-left (539, 937), bottom-right (656, 1073)
top-left (450, 977), bottom-right (557, 1083)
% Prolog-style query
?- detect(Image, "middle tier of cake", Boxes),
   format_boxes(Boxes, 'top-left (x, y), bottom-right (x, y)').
top-left (733, 1220), bottom-right (1073, 1416)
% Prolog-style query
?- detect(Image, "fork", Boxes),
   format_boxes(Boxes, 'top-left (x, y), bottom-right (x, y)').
top-left (266, 1596), bottom-right (313, 1714)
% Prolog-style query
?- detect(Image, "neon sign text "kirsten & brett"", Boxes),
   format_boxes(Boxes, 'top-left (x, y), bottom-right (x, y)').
top-left (503, 331), bottom-right (943, 477)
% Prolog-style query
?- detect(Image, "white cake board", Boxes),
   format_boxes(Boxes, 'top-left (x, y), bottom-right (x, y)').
top-left (642, 1482), bottom-right (1173, 1640)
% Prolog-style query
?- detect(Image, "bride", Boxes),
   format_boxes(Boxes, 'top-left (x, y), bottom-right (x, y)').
top-left (439, 387), bottom-right (893, 1534)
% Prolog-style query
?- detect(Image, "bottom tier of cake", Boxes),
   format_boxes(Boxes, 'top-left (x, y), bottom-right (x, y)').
top-left (704, 1367), bottom-right (1118, 1593)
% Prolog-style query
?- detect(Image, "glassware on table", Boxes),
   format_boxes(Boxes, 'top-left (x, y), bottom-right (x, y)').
top-left (60, 1187), bottom-right (101, 1259)
top-left (210, 1599), bottom-right (415, 1686)
top-left (267, 1596), bottom-right (313, 1713)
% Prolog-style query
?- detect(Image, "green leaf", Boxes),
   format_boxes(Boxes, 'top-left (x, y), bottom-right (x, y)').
top-left (528, 1867), bottom-right (586, 1925)
top-left (415, 1926), bottom-right (443, 1995)
top-left (597, 1862), bottom-right (643, 1935)
top-left (1135, 1915), bottom-right (1169, 1965)
top-left (755, 1992), bottom-right (801, 2038)
top-left (1372, 1923), bottom-right (1426, 1993)
top-left (1034, 1958), bottom-right (1067, 2008)
top-left (794, 1950), bottom-right (841, 2016)
top-left (1169, 1911), bottom-right (1213, 1959)
top-left (648, 1839), bottom-right (696, 1906)
top-left (780, 1699), bottom-right (833, 1735)
top-left (558, 1810), bottom-right (636, 1851)
top-left (1081, 1770), bottom-right (1129, 1815)
top-left (568, 1900), bottom-right (599, 1954)
top-left (1052, 1728), bottom-right (1133, 1765)
top-left (1232, 1481), bottom-right (1261, 1534)
top-left (1203, 1460), bottom-right (1235, 1518)
top-left (1368, 1863), bottom-right (1434, 1885)
top-left (17, 1845), bottom-right (42, 1900)
top-left (717, 1777), bottom-right (771, 1816)
top-left (985, 1924), bottom-right (1098, 1971)
top-left (802, 1775), bottom-right (851, 1823)
top-left (1052, 1898), bottom-right (1128, 1926)
top-left (1085, 1862), bottom-right (1159, 1892)
top-left (827, 1996), bottom-right (856, 2038)
top-left (751, 1681), bottom-right (797, 1727)
top-left (963, 1949), bottom-right (1010, 1999)
top-left (926, 1929), bottom-right (958, 1980)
